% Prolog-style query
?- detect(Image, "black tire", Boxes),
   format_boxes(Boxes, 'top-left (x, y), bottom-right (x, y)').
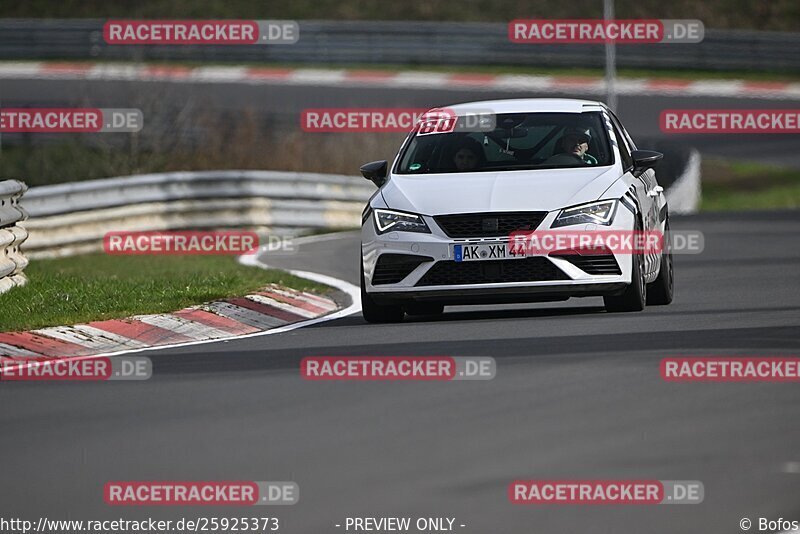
top-left (603, 221), bottom-right (647, 313)
top-left (647, 220), bottom-right (674, 305)
top-left (404, 303), bottom-right (445, 316)
top-left (360, 263), bottom-right (404, 323)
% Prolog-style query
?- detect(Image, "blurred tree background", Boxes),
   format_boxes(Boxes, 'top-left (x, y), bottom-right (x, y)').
top-left (2, 0), bottom-right (798, 32)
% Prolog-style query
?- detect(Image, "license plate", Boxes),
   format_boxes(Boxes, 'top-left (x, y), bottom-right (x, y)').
top-left (453, 243), bottom-right (525, 262)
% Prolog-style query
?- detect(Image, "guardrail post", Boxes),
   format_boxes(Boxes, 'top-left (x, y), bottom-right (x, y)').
top-left (0, 179), bottom-right (30, 294)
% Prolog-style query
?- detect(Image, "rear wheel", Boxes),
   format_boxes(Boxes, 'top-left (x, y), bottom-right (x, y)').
top-left (360, 262), bottom-right (405, 323)
top-left (603, 221), bottom-right (647, 313)
top-left (647, 220), bottom-right (674, 305)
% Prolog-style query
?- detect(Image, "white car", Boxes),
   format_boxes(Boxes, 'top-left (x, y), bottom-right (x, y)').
top-left (359, 98), bottom-right (673, 323)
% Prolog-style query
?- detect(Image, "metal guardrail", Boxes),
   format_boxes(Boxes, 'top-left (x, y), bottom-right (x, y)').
top-left (0, 180), bottom-right (29, 294)
top-left (0, 19), bottom-right (798, 73)
top-left (20, 171), bottom-right (374, 258)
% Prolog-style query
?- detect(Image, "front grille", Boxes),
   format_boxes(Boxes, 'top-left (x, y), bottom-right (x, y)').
top-left (372, 254), bottom-right (433, 285)
top-left (416, 257), bottom-right (568, 286)
top-left (434, 211), bottom-right (547, 238)
top-left (553, 254), bottom-right (622, 275)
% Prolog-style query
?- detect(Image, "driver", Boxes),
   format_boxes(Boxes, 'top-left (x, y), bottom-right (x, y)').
top-left (451, 137), bottom-right (485, 172)
top-left (545, 127), bottom-right (598, 166)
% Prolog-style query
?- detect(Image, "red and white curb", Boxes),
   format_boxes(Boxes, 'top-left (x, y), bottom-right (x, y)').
top-left (1, 61), bottom-right (799, 100)
top-left (0, 281), bottom-right (351, 363)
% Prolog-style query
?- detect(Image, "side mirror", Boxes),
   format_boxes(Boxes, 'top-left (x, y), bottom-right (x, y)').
top-left (360, 160), bottom-right (388, 187)
top-left (630, 150), bottom-right (663, 176)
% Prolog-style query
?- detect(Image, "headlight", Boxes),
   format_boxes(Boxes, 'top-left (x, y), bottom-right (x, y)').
top-left (552, 200), bottom-right (618, 228)
top-left (373, 208), bottom-right (431, 234)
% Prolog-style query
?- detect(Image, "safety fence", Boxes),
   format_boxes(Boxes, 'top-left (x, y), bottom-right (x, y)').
top-left (0, 180), bottom-right (29, 294)
top-left (0, 19), bottom-right (798, 72)
top-left (20, 171), bottom-right (374, 258)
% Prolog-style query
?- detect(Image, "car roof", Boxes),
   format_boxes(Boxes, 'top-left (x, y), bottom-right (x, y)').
top-left (440, 98), bottom-right (606, 115)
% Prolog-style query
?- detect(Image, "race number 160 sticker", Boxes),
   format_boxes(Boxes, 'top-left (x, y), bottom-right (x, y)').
top-left (416, 108), bottom-right (496, 136)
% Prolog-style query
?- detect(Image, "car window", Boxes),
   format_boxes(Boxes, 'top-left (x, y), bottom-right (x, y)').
top-left (396, 111), bottom-right (613, 174)
top-left (608, 109), bottom-right (638, 151)
top-left (609, 117), bottom-right (634, 171)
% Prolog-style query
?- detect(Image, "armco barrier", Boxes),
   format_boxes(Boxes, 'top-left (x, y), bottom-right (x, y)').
top-left (0, 180), bottom-right (30, 294)
top-left (20, 171), bottom-right (375, 258)
top-left (0, 19), bottom-right (798, 73)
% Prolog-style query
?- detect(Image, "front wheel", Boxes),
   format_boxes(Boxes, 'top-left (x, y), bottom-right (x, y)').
top-left (647, 220), bottom-right (674, 305)
top-left (603, 222), bottom-right (647, 313)
top-left (360, 262), bottom-right (404, 323)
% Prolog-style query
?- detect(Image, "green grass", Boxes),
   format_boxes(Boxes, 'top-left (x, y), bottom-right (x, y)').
top-left (701, 160), bottom-right (800, 211)
top-left (0, 253), bottom-right (330, 332)
top-left (702, 181), bottom-right (800, 211)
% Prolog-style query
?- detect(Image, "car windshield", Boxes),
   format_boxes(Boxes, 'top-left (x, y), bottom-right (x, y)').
top-left (396, 111), bottom-right (612, 174)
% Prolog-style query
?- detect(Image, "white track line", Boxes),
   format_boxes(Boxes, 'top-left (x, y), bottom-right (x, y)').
top-left (780, 461), bottom-right (800, 474)
top-left (291, 231), bottom-right (360, 246)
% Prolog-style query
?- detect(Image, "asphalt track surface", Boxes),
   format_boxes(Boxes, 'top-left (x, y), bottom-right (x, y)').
top-left (2, 77), bottom-right (800, 168)
top-left (2, 211), bottom-right (799, 533)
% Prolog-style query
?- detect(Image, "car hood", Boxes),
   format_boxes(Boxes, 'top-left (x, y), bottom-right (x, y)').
top-left (381, 166), bottom-right (620, 215)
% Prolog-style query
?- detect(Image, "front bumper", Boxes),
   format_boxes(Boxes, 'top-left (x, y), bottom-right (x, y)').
top-left (362, 207), bottom-right (636, 305)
